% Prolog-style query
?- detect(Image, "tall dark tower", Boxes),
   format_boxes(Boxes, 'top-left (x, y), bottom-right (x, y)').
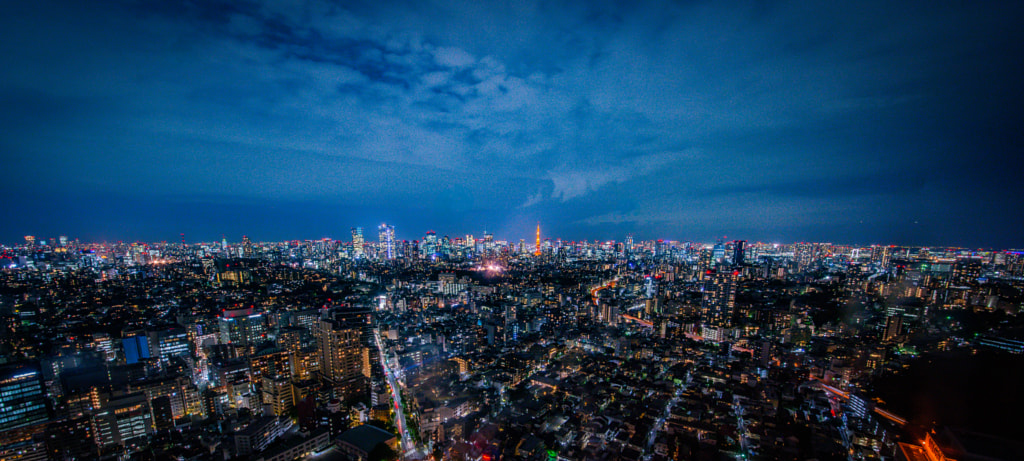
top-left (732, 240), bottom-right (746, 266)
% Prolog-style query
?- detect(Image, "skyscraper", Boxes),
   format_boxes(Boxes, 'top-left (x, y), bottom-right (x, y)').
top-left (732, 240), bottom-right (746, 266)
top-left (219, 307), bottom-right (267, 350)
top-left (883, 315), bottom-right (903, 343)
top-left (712, 241), bottom-right (725, 262)
top-left (242, 235), bottom-right (254, 257)
top-left (423, 231), bottom-right (438, 259)
top-left (351, 227), bottom-right (364, 259)
top-left (701, 270), bottom-right (738, 328)
top-left (377, 223), bottom-right (395, 260)
top-left (314, 318), bottom-right (367, 399)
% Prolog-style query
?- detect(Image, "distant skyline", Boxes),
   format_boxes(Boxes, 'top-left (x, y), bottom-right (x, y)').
top-left (2, 1), bottom-right (1023, 248)
top-left (6, 223), bottom-right (1023, 250)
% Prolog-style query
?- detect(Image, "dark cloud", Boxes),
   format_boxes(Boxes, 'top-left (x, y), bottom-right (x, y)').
top-left (1, 0), bottom-right (1022, 247)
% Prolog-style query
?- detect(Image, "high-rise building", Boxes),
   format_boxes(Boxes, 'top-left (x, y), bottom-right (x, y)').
top-left (351, 228), bottom-right (364, 259)
top-left (151, 396), bottom-right (174, 431)
top-left (43, 416), bottom-right (95, 460)
top-left (0, 363), bottom-right (48, 432)
top-left (234, 416), bottom-right (291, 456)
top-left (698, 249), bottom-right (713, 274)
top-left (655, 239), bottom-right (668, 258)
top-left (600, 304), bottom-right (619, 327)
top-left (92, 393), bottom-right (152, 449)
top-left (314, 319), bottom-right (366, 399)
top-left (794, 243), bottom-right (815, 270)
top-left (147, 326), bottom-right (190, 362)
top-left (712, 241), bottom-right (725, 262)
top-left (329, 307), bottom-right (377, 380)
top-left (701, 270), bottom-right (737, 328)
top-left (242, 235), bottom-right (254, 257)
top-left (262, 375), bottom-right (294, 416)
top-left (23, 236), bottom-right (35, 247)
top-left (249, 348), bottom-right (292, 383)
top-left (883, 315), bottom-right (903, 343)
top-left (377, 224), bottom-right (395, 260)
top-left (871, 245), bottom-right (892, 268)
top-left (219, 307), bottom-right (267, 350)
top-left (732, 240), bottom-right (746, 266)
top-left (422, 231), bottom-right (438, 259)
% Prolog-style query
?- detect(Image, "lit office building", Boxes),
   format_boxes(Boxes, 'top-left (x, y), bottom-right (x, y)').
top-left (0, 363), bottom-right (48, 432)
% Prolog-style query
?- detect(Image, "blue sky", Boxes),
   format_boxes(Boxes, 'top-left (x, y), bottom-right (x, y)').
top-left (1, 0), bottom-right (1022, 246)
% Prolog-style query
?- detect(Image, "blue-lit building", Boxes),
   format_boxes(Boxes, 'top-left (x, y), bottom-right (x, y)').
top-left (0, 362), bottom-right (49, 432)
top-left (122, 333), bottom-right (150, 364)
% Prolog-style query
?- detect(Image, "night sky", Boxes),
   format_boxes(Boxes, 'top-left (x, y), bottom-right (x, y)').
top-left (2, 1), bottom-right (1023, 247)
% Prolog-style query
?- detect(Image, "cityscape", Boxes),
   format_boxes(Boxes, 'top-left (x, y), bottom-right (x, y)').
top-left (3, 1), bottom-right (1024, 461)
top-left (0, 229), bottom-right (1022, 460)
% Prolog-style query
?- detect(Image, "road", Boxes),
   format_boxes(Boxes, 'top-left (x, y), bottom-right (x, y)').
top-left (375, 328), bottom-right (419, 458)
top-left (734, 397), bottom-right (750, 459)
top-left (590, 279), bottom-right (617, 305)
top-left (816, 381), bottom-right (907, 426)
top-left (643, 375), bottom-right (686, 460)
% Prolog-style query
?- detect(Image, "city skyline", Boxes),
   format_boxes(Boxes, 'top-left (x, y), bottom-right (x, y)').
top-left (5, 227), bottom-right (1023, 251)
top-left (2, 1), bottom-right (1024, 247)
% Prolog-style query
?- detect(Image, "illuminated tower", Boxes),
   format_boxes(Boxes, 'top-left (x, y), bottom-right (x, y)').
top-left (24, 235), bottom-right (35, 247)
top-left (712, 240), bottom-right (725, 262)
top-left (423, 231), bottom-right (438, 258)
top-left (377, 224), bottom-right (395, 260)
top-left (534, 223), bottom-right (541, 256)
top-left (351, 227), bottom-right (364, 259)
